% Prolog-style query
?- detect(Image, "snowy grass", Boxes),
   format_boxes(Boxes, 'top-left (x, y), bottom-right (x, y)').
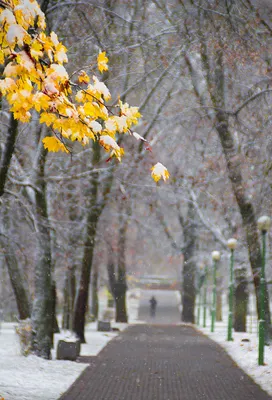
top-left (196, 314), bottom-right (272, 396)
top-left (0, 322), bottom-right (88, 400)
top-left (0, 288), bottom-right (141, 400)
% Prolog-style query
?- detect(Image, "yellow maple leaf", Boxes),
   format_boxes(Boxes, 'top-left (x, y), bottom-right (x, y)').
top-left (93, 76), bottom-right (111, 100)
top-left (0, 78), bottom-right (16, 95)
top-left (99, 135), bottom-right (124, 161)
top-left (118, 100), bottom-right (141, 127)
top-left (42, 136), bottom-right (69, 153)
top-left (40, 112), bottom-right (57, 127)
top-left (151, 163), bottom-right (170, 182)
top-left (78, 70), bottom-right (90, 84)
top-left (105, 118), bottom-right (117, 134)
top-left (30, 40), bottom-right (44, 60)
top-left (32, 92), bottom-right (50, 112)
top-left (97, 51), bottom-right (109, 73)
top-left (83, 102), bottom-right (108, 119)
top-left (55, 43), bottom-right (68, 64)
top-left (0, 50), bottom-right (4, 64)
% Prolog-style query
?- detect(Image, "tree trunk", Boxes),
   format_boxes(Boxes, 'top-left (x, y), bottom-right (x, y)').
top-left (107, 259), bottom-right (116, 309)
top-left (216, 277), bottom-right (223, 322)
top-left (62, 276), bottom-right (69, 329)
top-left (208, 42), bottom-right (271, 337)
top-left (63, 181), bottom-right (78, 330)
top-left (114, 283), bottom-right (127, 323)
top-left (115, 209), bottom-right (128, 323)
top-left (31, 229), bottom-right (52, 358)
top-left (1, 206), bottom-right (31, 320)
top-left (181, 200), bottom-right (197, 323)
top-left (186, 15), bottom-right (271, 337)
top-left (62, 268), bottom-right (76, 330)
top-left (0, 114), bottom-right (18, 197)
top-left (73, 141), bottom-right (101, 343)
top-left (52, 281), bottom-right (60, 334)
top-left (215, 110), bottom-right (271, 336)
top-left (216, 288), bottom-right (223, 322)
top-left (31, 145), bottom-right (53, 359)
top-left (73, 213), bottom-right (98, 342)
top-left (91, 264), bottom-right (99, 320)
top-left (5, 252), bottom-right (31, 320)
top-left (234, 268), bottom-right (248, 332)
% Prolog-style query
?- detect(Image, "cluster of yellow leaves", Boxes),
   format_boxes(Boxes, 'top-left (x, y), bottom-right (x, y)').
top-left (0, 0), bottom-right (169, 182)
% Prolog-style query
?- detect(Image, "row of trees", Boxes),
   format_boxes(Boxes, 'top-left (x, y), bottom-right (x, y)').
top-left (1, 0), bottom-right (272, 358)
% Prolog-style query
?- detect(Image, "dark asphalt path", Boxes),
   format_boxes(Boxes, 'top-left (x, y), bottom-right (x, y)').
top-left (59, 324), bottom-right (272, 400)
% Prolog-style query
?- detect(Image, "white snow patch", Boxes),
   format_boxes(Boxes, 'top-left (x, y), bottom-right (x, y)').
top-left (197, 315), bottom-right (272, 396)
top-left (0, 288), bottom-right (141, 400)
top-left (0, 322), bottom-right (87, 400)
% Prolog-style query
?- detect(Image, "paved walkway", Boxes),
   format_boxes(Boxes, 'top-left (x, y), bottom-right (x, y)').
top-left (138, 289), bottom-right (180, 324)
top-left (59, 324), bottom-right (272, 400)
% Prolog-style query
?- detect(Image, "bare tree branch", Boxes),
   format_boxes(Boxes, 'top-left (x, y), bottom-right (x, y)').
top-left (189, 189), bottom-right (227, 248)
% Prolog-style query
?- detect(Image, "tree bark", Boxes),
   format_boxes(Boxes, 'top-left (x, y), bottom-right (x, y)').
top-left (91, 264), bottom-right (99, 320)
top-left (107, 258), bottom-right (116, 305)
top-left (115, 211), bottom-right (128, 323)
top-left (234, 268), bottom-right (248, 332)
top-left (31, 145), bottom-right (53, 359)
top-left (207, 40), bottom-right (271, 336)
top-left (215, 109), bottom-right (271, 336)
top-left (185, 10), bottom-right (271, 335)
top-left (216, 287), bottom-right (223, 322)
top-left (181, 200), bottom-right (197, 323)
top-left (62, 268), bottom-right (76, 330)
top-left (73, 141), bottom-right (101, 343)
top-left (107, 261), bottom-right (128, 323)
top-left (52, 281), bottom-right (60, 333)
top-left (62, 181), bottom-right (78, 330)
top-left (73, 204), bottom-right (99, 342)
top-left (216, 277), bottom-right (223, 322)
top-left (1, 206), bottom-right (31, 320)
top-left (62, 275), bottom-right (68, 330)
top-left (5, 251), bottom-right (31, 320)
top-left (0, 114), bottom-right (18, 197)
top-left (114, 283), bottom-right (127, 323)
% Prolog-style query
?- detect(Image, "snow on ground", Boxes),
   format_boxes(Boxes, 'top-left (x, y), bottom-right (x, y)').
top-left (0, 288), bottom-right (141, 400)
top-left (197, 314), bottom-right (272, 396)
top-left (0, 323), bottom-right (88, 400)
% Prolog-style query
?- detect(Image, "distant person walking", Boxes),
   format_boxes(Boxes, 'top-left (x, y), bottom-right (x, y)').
top-left (149, 296), bottom-right (157, 317)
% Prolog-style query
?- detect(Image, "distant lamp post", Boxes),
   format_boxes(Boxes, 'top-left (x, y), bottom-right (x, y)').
top-left (203, 264), bottom-right (208, 328)
top-left (227, 238), bottom-right (237, 341)
top-left (257, 216), bottom-right (270, 366)
top-left (211, 251), bottom-right (220, 333)
top-left (197, 263), bottom-right (205, 326)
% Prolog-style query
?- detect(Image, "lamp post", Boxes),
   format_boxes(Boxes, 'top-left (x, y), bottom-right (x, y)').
top-left (257, 216), bottom-right (270, 366)
top-left (197, 263), bottom-right (205, 326)
top-left (211, 251), bottom-right (220, 333)
top-left (203, 264), bottom-right (208, 328)
top-left (227, 238), bottom-right (237, 341)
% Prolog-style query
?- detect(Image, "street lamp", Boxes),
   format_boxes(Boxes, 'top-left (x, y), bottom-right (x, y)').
top-left (227, 238), bottom-right (237, 341)
top-left (211, 251), bottom-right (220, 333)
top-left (257, 215), bottom-right (270, 366)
